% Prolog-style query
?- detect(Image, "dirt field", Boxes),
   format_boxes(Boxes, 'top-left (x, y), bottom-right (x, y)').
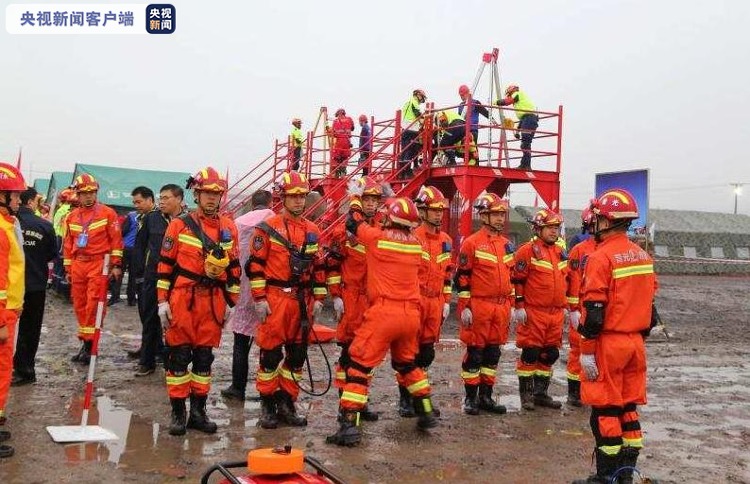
top-left (1, 274), bottom-right (749, 484)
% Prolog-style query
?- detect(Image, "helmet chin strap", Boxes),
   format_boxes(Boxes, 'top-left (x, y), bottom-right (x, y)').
top-left (594, 219), bottom-right (630, 242)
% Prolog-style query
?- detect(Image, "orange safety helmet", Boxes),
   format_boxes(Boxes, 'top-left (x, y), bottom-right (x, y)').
top-left (385, 197), bottom-right (421, 229)
top-left (335, 108), bottom-right (346, 117)
top-left (458, 84), bottom-right (470, 97)
top-left (505, 84), bottom-right (519, 96)
top-left (415, 185), bottom-right (449, 210)
top-left (58, 187), bottom-right (74, 203)
top-left (292, 118), bottom-right (302, 126)
top-left (0, 163), bottom-right (27, 192)
top-left (72, 173), bottom-right (99, 193)
top-left (581, 205), bottom-right (596, 226)
top-left (531, 208), bottom-right (563, 228)
top-left (358, 114), bottom-right (368, 123)
top-left (591, 188), bottom-right (639, 221)
top-left (473, 193), bottom-right (509, 214)
top-left (187, 167), bottom-right (227, 193)
top-left (276, 170), bottom-right (310, 196)
top-left (413, 89), bottom-right (426, 101)
top-left (360, 176), bottom-right (384, 197)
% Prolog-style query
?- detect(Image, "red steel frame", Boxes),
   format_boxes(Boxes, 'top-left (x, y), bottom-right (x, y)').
top-left (223, 101), bottom-right (562, 244)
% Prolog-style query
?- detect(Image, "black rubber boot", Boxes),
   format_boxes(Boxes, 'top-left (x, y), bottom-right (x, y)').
top-left (463, 384), bottom-right (480, 416)
top-left (186, 394), bottom-right (217, 434)
top-left (533, 375), bottom-right (562, 409)
top-left (258, 395), bottom-right (279, 429)
top-left (519, 376), bottom-right (535, 410)
top-left (70, 342), bottom-right (86, 362)
top-left (571, 449), bottom-right (620, 484)
top-left (360, 404), bottom-right (379, 422)
top-left (478, 384), bottom-right (507, 414)
top-left (0, 430), bottom-right (10, 443)
top-left (275, 391), bottom-right (307, 427)
top-left (78, 341), bottom-right (93, 366)
top-left (618, 447), bottom-right (646, 484)
top-left (414, 396), bottom-right (438, 430)
top-left (220, 385), bottom-right (245, 402)
top-left (567, 379), bottom-right (583, 407)
top-left (168, 398), bottom-right (187, 436)
top-left (326, 409), bottom-right (361, 447)
top-left (397, 385), bottom-right (416, 418)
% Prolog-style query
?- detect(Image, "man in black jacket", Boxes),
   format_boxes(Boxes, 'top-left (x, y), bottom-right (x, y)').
top-left (12, 188), bottom-right (57, 386)
top-left (131, 184), bottom-right (184, 376)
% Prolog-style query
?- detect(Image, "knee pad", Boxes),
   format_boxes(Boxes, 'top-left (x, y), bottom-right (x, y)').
top-left (285, 343), bottom-right (308, 369)
top-left (463, 346), bottom-right (483, 371)
top-left (521, 347), bottom-right (541, 365)
top-left (392, 360), bottom-right (417, 375)
top-left (538, 347), bottom-right (560, 366)
top-left (259, 346), bottom-right (284, 370)
top-left (166, 345), bottom-right (192, 373)
top-left (482, 345), bottom-right (501, 367)
top-left (415, 343), bottom-right (435, 368)
top-left (192, 346), bottom-right (214, 373)
top-left (338, 345), bottom-right (352, 368)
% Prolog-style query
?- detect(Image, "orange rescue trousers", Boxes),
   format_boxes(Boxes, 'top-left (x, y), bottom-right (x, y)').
top-left (70, 257), bottom-right (108, 342)
top-left (515, 305), bottom-right (564, 378)
top-left (340, 299), bottom-right (431, 411)
top-left (459, 297), bottom-right (510, 388)
top-left (164, 286), bottom-right (227, 399)
top-left (583, 332), bottom-right (647, 456)
top-left (256, 287), bottom-right (315, 402)
top-left (0, 312), bottom-right (18, 418)
top-left (334, 286), bottom-right (369, 389)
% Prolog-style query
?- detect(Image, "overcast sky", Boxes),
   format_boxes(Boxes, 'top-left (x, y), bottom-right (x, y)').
top-left (2, 0), bottom-right (749, 213)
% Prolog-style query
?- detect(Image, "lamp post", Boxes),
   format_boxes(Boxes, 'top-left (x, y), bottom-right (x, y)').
top-left (732, 184), bottom-right (743, 215)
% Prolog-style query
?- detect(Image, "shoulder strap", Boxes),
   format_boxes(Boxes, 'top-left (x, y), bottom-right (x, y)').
top-left (180, 213), bottom-right (218, 250)
top-left (257, 221), bottom-right (299, 254)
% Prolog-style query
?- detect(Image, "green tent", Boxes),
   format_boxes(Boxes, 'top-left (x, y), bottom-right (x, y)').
top-left (46, 171), bottom-right (74, 204)
top-left (33, 178), bottom-right (50, 199)
top-left (72, 163), bottom-right (195, 211)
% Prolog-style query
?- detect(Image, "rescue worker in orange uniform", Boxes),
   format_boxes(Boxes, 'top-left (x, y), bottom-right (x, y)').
top-left (410, 185), bottom-right (453, 417)
top-left (326, 176), bottom-right (387, 422)
top-left (63, 174), bottom-right (123, 364)
top-left (247, 171), bottom-right (327, 429)
top-left (328, 197), bottom-right (437, 446)
top-left (565, 206), bottom-right (597, 407)
top-left (156, 167), bottom-right (241, 436)
top-left (330, 109), bottom-right (354, 178)
top-left (572, 189), bottom-right (658, 484)
top-left (455, 193), bottom-right (514, 416)
top-left (512, 209), bottom-right (569, 410)
top-left (0, 163), bottom-right (28, 459)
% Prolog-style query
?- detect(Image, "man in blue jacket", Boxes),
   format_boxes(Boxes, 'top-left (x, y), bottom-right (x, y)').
top-left (11, 187), bottom-right (56, 386)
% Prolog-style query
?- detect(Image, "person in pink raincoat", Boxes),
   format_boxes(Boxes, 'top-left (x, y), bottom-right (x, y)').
top-left (221, 190), bottom-right (275, 402)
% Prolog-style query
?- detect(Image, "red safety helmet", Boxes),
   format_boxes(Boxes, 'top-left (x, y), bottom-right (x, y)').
top-left (458, 84), bottom-right (470, 97)
top-left (415, 185), bottom-right (449, 210)
top-left (335, 108), bottom-right (346, 117)
top-left (413, 89), bottom-right (426, 100)
top-left (187, 167), bottom-right (227, 193)
top-left (505, 84), bottom-right (519, 96)
top-left (358, 114), bottom-right (368, 123)
top-left (531, 208), bottom-right (563, 228)
top-left (72, 173), bottom-right (99, 193)
top-left (292, 118), bottom-right (302, 126)
top-left (473, 193), bottom-right (509, 214)
top-left (0, 163), bottom-right (27, 192)
top-left (581, 206), bottom-right (596, 226)
top-left (385, 197), bottom-right (421, 228)
top-left (360, 176), bottom-right (384, 197)
top-left (591, 188), bottom-right (639, 221)
top-left (277, 170), bottom-right (310, 195)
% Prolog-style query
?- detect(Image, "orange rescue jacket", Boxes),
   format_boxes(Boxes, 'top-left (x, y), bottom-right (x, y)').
top-left (414, 225), bottom-right (454, 301)
top-left (566, 237), bottom-right (597, 311)
top-left (512, 237), bottom-right (569, 309)
top-left (63, 203), bottom-right (123, 268)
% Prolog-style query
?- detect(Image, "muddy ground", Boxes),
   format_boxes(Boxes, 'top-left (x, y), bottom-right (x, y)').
top-left (1, 274), bottom-right (749, 484)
